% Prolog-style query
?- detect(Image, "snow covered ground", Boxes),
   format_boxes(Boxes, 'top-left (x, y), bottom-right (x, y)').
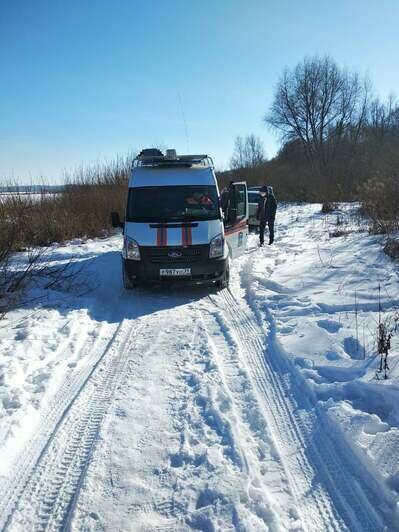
top-left (0, 203), bottom-right (398, 531)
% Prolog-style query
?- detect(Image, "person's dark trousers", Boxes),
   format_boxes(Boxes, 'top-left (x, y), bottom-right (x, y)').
top-left (259, 220), bottom-right (266, 246)
top-left (268, 219), bottom-right (275, 244)
top-left (259, 219), bottom-right (275, 246)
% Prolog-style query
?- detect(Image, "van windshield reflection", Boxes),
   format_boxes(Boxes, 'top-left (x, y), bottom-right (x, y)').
top-left (126, 186), bottom-right (220, 223)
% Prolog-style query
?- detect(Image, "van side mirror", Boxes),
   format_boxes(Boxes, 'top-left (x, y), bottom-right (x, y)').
top-left (111, 212), bottom-right (124, 228)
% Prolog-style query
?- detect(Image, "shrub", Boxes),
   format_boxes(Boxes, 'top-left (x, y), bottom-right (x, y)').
top-left (321, 202), bottom-right (338, 214)
top-left (384, 238), bottom-right (399, 260)
top-left (358, 174), bottom-right (399, 234)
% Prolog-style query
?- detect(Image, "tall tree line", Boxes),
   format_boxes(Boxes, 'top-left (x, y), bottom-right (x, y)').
top-left (220, 55), bottom-right (399, 211)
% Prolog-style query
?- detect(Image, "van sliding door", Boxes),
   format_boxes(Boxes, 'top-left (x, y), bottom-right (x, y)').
top-left (224, 182), bottom-right (248, 259)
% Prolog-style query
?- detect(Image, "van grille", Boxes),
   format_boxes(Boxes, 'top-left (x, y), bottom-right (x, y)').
top-left (140, 245), bottom-right (209, 264)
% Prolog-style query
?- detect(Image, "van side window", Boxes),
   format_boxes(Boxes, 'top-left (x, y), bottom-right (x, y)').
top-left (235, 185), bottom-right (247, 219)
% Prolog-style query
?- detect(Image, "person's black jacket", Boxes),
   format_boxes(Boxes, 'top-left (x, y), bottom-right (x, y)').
top-left (256, 187), bottom-right (277, 222)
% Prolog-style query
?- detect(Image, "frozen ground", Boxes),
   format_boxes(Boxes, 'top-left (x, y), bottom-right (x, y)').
top-left (0, 203), bottom-right (398, 531)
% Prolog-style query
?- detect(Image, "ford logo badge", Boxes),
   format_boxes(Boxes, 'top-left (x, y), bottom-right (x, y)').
top-left (168, 250), bottom-right (182, 258)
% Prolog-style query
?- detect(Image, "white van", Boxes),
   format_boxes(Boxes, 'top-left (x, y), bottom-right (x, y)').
top-left (111, 149), bottom-right (248, 289)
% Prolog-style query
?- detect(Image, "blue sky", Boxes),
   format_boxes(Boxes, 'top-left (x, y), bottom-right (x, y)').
top-left (1, 0), bottom-right (398, 183)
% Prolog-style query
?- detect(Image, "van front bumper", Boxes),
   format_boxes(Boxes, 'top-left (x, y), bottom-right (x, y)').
top-left (123, 255), bottom-right (228, 283)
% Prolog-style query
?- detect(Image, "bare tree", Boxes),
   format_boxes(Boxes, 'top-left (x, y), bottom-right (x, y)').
top-left (265, 56), bottom-right (370, 192)
top-left (367, 94), bottom-right (399, 139)
top-left (230, 134), bottom-right (266, 170)
top-left (230, 136), bottom-right (246, 170)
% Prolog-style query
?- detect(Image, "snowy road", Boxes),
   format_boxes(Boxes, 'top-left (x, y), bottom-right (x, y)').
top-left (1, 204), bottom-right (398, 531)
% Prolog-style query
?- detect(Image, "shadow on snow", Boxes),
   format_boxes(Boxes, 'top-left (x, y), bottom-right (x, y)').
top-left (24, 249), bottom-right (211, 324)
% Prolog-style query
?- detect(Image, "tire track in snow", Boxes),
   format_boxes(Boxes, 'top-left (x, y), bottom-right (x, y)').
top-left (198, 304), bottom-right (301, 530)
top-left (69, 308), bottom-right (197, 532)
top-left (212, 286), bottom-right (392, 531)
top-left (0, 319), bottom-right (141, 532)
top-left (219, 288), bottom-right (344, 531)
top-left (0, 321), bottom-right (114, 529)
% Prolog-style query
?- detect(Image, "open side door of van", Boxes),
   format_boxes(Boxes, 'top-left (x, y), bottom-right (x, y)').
top-left (223, 182), bottom-right (248, 259)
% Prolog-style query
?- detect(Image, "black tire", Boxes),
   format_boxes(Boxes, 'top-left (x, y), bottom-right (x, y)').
top-left (216, 263), bottom-right (230, 290)
top-left (122, 264), bottom-right (136, 290)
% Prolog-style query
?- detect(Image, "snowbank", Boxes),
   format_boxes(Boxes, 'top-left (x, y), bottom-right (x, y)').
top-left (240, 203), bottom-right (399, 514)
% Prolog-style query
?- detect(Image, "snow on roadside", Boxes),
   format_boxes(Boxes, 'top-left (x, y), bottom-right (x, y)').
top-left (239, 203), bottom-right (399, 512)
top-left (0, 236), bottom-right (123, 476)
top-left (1, 202), bottom-right (399, 529)
top-left (70, 299), bottom-right (300, 531)
top-left (1, 233), bottom-right (301, 530)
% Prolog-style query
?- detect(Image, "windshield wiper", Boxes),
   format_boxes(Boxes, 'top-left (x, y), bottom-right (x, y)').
top-left (127, 214), bottom-right (219, 223)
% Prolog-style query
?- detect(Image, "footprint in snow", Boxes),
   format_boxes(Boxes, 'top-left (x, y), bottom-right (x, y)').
top-left (14, 329), bottom-right (29, 341)
top-left (294, 357), bottom-right (314, 369)
top-left (269, 294), bottom-right (288, 301)
top-left (343, 337), bottom-right (364, 360)
top-left (278, 325), bottom-right (296, 335)
top-left (2, 391), bottom-right (21, 412)
top-left (29, 371), bottom-right (50, 386)
top-left (326, 350), bottom-right (341, 361)
top-left (317, 319), bottom-right (343, 333)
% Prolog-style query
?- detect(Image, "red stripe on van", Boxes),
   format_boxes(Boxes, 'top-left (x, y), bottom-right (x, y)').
top-left (156, 225), bottom-right (168, 246)
top-left (181, 225), bottom-right (192, 247)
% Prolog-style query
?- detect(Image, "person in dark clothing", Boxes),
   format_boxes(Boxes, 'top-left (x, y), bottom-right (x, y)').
top-left (256, 185), bottom-right (277, 246)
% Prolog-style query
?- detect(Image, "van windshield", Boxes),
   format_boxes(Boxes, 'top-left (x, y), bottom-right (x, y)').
top-left (126, 186), bottom-right (220, 223)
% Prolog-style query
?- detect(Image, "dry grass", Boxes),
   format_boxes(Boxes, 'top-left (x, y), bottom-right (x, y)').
top-left (0, 156), bottom-right (132, 314)
top-left (384, 238), bottom-right (399, 261)
top-left (358, 174), bottom-right (399, 235)
top-left (1, 155), bottom-right (132, 250)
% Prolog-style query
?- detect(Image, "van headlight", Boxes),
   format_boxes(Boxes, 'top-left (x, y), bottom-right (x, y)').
top-left (209, 234), bottom-right (224, 258)
top-left (122, 236), bottom-right (141, 261)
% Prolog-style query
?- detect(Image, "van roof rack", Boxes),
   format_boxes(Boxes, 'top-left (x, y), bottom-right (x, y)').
top-left (133, 150), bottom-right (214, 169)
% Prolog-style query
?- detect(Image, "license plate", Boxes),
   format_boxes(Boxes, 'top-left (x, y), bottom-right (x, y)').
top-left (160, 268), bottom-right (191, 277)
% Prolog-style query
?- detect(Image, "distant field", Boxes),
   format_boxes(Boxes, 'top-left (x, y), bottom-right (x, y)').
top-left (0, 192), bottom-right (60, 203)
top-left (0, 185), bottom-right (64, 193)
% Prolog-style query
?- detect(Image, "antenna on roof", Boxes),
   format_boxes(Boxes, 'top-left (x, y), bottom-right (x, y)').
top-left (178, 92), bottom-right (190, 153)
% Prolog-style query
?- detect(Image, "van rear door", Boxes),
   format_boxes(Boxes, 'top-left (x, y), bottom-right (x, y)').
top-left (223, 182), bottom-right (248, 259)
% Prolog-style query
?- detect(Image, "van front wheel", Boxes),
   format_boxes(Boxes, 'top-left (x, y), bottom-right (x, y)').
top-left (122, 264), bottom-right (137, 290)
top-left (216, 263), bottom-right (230, 290)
